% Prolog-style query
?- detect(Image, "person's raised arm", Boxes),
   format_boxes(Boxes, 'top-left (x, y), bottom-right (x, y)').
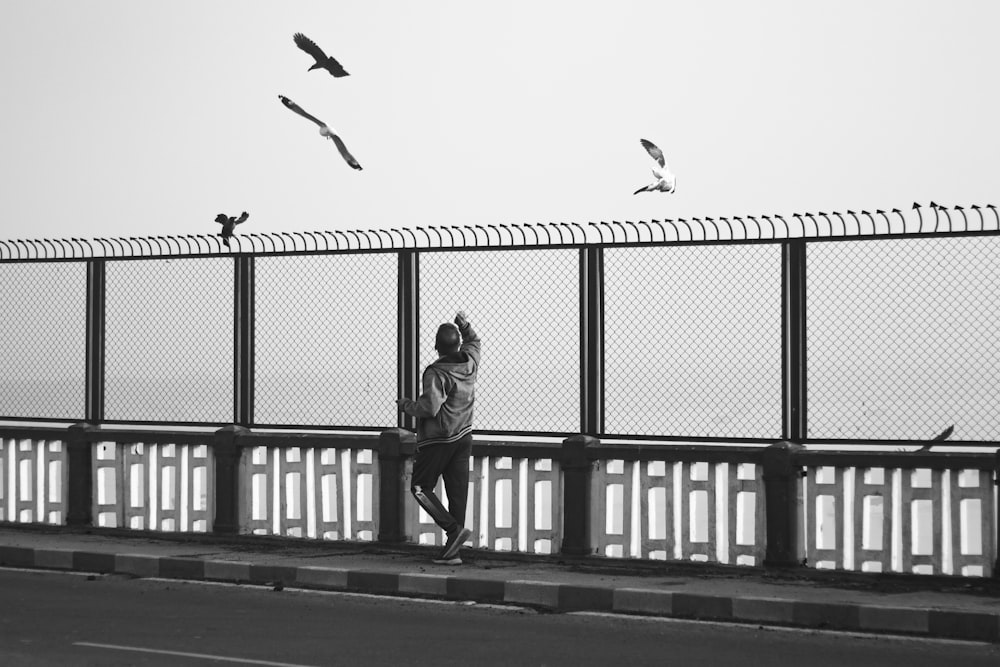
top-left (454, 310), bottom-right (480, 365)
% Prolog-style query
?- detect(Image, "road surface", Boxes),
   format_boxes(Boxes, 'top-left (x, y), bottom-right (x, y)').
top-left (1, 568), bottom-right (997, 666)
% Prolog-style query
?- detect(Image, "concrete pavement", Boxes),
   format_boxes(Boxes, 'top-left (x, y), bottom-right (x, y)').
top-left (1, 525), bottom-right (998, 643)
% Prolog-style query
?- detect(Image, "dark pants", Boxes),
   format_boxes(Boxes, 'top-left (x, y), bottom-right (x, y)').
top-left (410, 434), bottom-right (473, 534)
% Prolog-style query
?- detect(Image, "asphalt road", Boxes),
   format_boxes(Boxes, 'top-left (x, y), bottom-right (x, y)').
top-left (1, 568), bottom-right (997, 666)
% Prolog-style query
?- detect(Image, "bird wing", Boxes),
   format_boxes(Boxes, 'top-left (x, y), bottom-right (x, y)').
top-left (293, 32), bottom-right (328, 63)
top-left (932, 424), bottom-right (954, 441)
top-left (328, 132), bottom-right (363, 170)
top-left (234, 211), bottom-right (249, 226)
top-left (215, 214), bottom-right (228, 224)
top-left (322, 57), bottom-right (350, 77)
top-left (278, 95), bottom-right (326, 128)
top-left (640, 139), bottom-right (666, 169)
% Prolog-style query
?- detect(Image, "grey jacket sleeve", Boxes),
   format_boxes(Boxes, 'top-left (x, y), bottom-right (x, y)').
top-left (400, 368), bottom-right (450, 418)
top-left (458, 320), bottom-right (481, 367)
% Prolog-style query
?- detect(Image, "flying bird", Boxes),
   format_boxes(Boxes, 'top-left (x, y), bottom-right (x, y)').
top-left (633, 139), bottom-right (676, 194)
top-left (293, 33), bottom-right (349, 77)
top-left (215, 211), bottom-right (248, 248)
top-left (278, 95), bottom-right (363, 170)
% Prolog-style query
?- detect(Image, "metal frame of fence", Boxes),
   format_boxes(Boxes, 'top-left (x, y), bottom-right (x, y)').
top-left (1, 203), bottom-right (998, 445)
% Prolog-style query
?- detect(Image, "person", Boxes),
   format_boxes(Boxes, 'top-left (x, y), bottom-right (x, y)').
top-left (396, 310), bottom-right (481, 565)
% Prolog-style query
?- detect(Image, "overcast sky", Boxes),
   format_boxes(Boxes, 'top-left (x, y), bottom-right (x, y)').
top-left (0, 0), bottom-right (998, 243)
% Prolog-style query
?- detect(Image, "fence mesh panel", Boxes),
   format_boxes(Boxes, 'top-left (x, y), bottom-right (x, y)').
top-left (419, 249), bottom-right (579, 433)
top-left (255, 253), bottom-right (397, 427)
top-left (604, 244), bottom-right (783, 438)
top-left (105, 257), bottom-right (233, 422)
top-left (808, 236), bottom-right (1000, 441)
top-left (0, 262), bottom-right (85, 419)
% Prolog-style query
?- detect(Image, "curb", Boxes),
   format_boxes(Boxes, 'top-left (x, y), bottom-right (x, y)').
top-left (3, 545), bottom-right (998, 643)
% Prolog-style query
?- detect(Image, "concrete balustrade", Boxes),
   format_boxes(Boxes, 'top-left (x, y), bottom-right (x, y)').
top-left (0, 423), bottom-right (997, 579)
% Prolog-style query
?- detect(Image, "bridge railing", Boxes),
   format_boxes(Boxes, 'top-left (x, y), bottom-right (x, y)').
top-left (2, 423), bottom-right (996, 579)
top-left (798, 450), bottom-right (998, 577)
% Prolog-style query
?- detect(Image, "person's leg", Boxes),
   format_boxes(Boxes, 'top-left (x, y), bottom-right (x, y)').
top-left (410, 444), bottom-right (459, 533)
top-left (441, 434), bottom-right (473, 528)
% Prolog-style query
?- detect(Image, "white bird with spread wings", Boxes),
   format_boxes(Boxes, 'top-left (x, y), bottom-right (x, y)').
top-left (278, 95), bottom-right (363, 171)
top-left (633, 139), bottom-right (676, 194)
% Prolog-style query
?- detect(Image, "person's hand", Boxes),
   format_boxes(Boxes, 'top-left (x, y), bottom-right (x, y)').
top-left (454, 310), bottom-right (468, 328)
top-left (396, 398), bottom-right (409, 412)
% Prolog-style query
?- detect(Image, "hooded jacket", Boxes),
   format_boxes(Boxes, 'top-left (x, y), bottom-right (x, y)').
top-left (399, 321), bottom-right (481, 449)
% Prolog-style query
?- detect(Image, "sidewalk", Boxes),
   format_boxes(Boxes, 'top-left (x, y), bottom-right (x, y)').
top-left (1, 525), bottom-right (998, 643)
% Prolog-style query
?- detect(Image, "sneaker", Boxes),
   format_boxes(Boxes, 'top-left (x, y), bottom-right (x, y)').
top-left (438, 527), bottom-right (472, 561)
top-left (432, 556), bottom-right (462, 565)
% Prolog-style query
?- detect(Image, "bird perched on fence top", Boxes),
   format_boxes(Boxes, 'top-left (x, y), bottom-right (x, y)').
top-left (278, 95), bottom-right (363, 170)
top-left (912, 424), bottom-right (955, 452)
top-left (215, 211), bottom-right (248, 248)
top-left (293, 32), bottom-right (349, 77)
top-left (633, 139), bottom-right (676, 195)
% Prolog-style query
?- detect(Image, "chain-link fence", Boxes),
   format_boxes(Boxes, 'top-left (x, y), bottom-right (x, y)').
top-left (254, 253), bottom-right (397, 427)
top-left (104, 257), bottom-right (233, 423)
top-left (604, 244), bottom-right (783, 438)
top-left (807, 236), bottom-right (1000, 441)
top-left (2, 229), bottom-right (998, 441)
top-left (418, 249), bottom-right (579, 433)
top-left (0, 262), bottom-right (85, 420)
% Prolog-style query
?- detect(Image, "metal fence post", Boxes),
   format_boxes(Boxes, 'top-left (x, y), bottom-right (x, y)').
top-left (85, 260), bottom-right (106, 423)
top-left (561, 433), bottom-right (597, 556)
top-left (377, 428), bottom-right (417, 543)
top-left (398, 251), bottom-right (419, 430)
top-left (233, 255), bottom-right (255, 426)
top-left (762, 440), bottom-right (804, 567)
top-left (66, 423), bottom-right (95, 526)
top-left (782, 240), bottom-right (807, 441)
top-left (212, 425), bottom-right (247, 534)
top-left (580, 247), bottom-right (604, 436)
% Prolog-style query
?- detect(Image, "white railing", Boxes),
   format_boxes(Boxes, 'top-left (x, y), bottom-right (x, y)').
top-left (240, 445), bottom-right (377, 541)
top-left (591, 457), bottom-right (765, 565)
top-left (805, 463), bottom-right (997, 576)
top-left (92, 439), bottom-right (213, 532)
top-left (1, 425), bottom-right (997, 580)
top-left (0, 436), bottom-right (66, 525)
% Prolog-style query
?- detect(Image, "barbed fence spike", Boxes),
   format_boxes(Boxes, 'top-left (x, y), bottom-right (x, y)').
top-left (759, 215), bottom-right (775, 239)
top-left (951, 206), bottom-right (968, 232)
top-left (939, 205), bottom-right (952, 230)
top-left (415, 226), bottom-right (434, 246)
top-left (838, 211), bottom-right (854, 235)
top-left (4, 203), bottom-right (1000, 262)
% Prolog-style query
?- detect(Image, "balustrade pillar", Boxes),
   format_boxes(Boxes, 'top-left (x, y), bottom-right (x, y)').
top-left (995, 449), bottom-right (1000, 578)
top-left (377, 428), bottom-right (416, 543)
top-left (560, 434), bottom-right (598, 556)
top-left (213, 425), bottom-right (247, 534)
top-left (66, 423), bottom-right (96, 527)
top-left (762, 440), bottom-right (804, 567)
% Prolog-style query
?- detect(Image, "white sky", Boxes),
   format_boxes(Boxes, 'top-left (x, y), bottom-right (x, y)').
top-left (1, 0), bottom-right (998, 242)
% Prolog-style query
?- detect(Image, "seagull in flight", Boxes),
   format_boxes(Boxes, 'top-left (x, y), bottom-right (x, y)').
top-left (215, 211), bottom-right (248, 248)
top-left (293, 33), bottom-right (349, 78)
top-left (633, 139), bottom-right (676, 194)
top-left (278, 95), bottom-right (363, 170)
